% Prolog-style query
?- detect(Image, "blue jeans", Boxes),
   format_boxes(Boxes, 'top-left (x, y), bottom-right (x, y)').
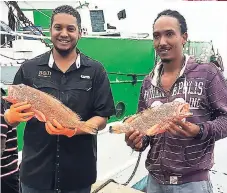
top-left (21, 182), bottom-right (91, 193)
top-left (147, 174), bottom-right (213, 193)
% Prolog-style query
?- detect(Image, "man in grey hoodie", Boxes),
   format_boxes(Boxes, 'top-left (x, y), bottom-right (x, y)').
top-left (125, 9), bottom-right (227, 193)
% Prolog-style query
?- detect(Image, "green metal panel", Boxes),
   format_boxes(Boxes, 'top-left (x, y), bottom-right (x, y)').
top-left (20, 9), bottom-right (52, 29)
top-left (33, 10), bottom-right (52, 29)
top-left (17, 122), bottom-right (26, 151)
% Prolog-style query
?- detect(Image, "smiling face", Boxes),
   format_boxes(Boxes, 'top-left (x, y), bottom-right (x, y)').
top-left (50, 13), bottom-right (81, 56)
top-left (153, 16), bottom-right (188, 63)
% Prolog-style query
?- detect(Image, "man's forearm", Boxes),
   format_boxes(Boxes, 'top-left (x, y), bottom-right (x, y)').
top-left (75, 116), bottom-right (108, 135)
top-left (202, 115), bottom-right (227, 141)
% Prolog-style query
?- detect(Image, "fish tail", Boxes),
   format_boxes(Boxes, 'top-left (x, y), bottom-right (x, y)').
top-left (109, 123), bottom-right (129, 134)
top-left (79, 121), bottom-right (99, 135)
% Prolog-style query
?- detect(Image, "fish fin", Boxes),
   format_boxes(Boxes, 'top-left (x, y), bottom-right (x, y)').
top-left (146, 124), bottom-right (159, 136)
top-left (79, 121), bottom-right (98, 135)
top-left (180, 112), bottom-right (193, 117)
top-left (146, 124), bottom-right (166, 136)
top-left (123, 115), bottom-right (139, 123)
top-left (158, 123), bottom-right (169, 134)
top-left (178, 112), bottom-right (193, 122)
top-left (33, 109), bottom-right (47, 122)
top-left (2, 96), bottom-right (17, 104)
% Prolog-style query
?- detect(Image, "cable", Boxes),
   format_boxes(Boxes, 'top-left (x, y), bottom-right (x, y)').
top-left (209, 169), bottom-right (227, 176)
top-left (91, 152), bottom-right (142, 193)
top-left (0, 53), bottom-right (27, 61)
top-left (5, 1), bottom-right (52, 49)
top-left (22, 1), bottom-right (51, 19)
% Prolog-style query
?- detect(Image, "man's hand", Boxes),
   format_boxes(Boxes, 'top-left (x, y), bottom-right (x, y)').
top-left (167, 118), bottom-right (200, 137)
top-left (125, 129), bottom-right (144, 151)
top-left (4, 101), bottom-right (34, 126)
top-left (123, 115), bottom-right (144, 151)
top-left (45, 119), bottom-right (78, 137)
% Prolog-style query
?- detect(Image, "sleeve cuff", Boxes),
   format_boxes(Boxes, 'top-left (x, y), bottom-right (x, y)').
top-left (139, 135), bottom-right (150, 152)
top-left (198, 122), bottom-right (210, 140)
top-left (93, 110), bottom-right (116, 118)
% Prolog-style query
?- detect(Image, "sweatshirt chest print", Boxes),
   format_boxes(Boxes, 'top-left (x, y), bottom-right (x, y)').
top-left (172, 80), bottom-right (204, 109)
top-left (144, 86), bottom-right (165, 101)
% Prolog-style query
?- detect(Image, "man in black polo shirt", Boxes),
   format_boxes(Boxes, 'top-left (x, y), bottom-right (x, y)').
top-left (4, 5), bottom-right (115, 193)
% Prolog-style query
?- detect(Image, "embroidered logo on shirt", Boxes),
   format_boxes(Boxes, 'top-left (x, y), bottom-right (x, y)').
top-left (170, 176), bottom-right (178, 184)
top-left (38, 71), bottom-right (51, 78)
top-left (80, 75), bottom-right (90, 79)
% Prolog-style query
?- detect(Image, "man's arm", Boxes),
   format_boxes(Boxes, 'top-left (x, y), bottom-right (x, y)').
top-left (85, 116), bottom-right (107, 130)
top-left (74, 116), bottom-right (107, 135)
top-left (75, 65), bottom-right (115, 135)
top-left (201, 67), bottom-right (227, 141)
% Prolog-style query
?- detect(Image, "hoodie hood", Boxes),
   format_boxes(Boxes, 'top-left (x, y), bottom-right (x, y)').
top-left (150, 54), bottom-right (196, 86)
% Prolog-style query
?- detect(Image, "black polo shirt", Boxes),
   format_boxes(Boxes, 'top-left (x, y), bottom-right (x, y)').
top-left (13, 50), bottom-right (116, 191)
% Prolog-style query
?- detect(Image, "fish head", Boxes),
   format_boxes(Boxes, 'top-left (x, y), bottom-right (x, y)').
top-left (176, 102), bottom-right (193, 119)
top-left (3, 84), bottom-right (27, 104)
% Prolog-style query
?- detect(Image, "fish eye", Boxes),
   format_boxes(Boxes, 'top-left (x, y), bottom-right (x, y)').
top-left (18, 84), bottom-right (24, 89)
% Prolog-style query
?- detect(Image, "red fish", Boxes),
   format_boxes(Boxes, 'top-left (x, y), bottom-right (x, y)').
top-left (3, 84), bottom-right (98, 134)
top-left (109, 101), bottom-right (193, 136)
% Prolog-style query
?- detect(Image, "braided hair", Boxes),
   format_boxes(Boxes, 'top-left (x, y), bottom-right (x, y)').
top-left (153, 9), bottom-right (187, 34)
top-left (50, 5), bottom-right (81, 30)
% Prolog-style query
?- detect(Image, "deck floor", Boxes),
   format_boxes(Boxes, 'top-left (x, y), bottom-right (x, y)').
top-left (91, 181), bottom-right (143, 193)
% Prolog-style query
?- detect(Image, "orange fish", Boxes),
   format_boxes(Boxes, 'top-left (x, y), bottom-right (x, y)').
top-left (3, 84), bottom-right (98, 134)
top-left (109, 101), bottom-right (193, 136)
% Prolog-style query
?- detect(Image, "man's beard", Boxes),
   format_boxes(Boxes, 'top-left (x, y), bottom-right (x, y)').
top-left (161, 58), bottom-right (172, 64)
top-left (54, 43), bottom-right (77, 57)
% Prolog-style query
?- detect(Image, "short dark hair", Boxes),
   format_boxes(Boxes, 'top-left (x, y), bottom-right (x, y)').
top-left (153, 9), bottom-right (187, 34)
top-left (51, 5), bottom-right (81, 30)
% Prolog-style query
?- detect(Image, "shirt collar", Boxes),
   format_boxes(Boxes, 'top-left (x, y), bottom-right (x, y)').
top-left (38, 49), bottom-right (90, 67)
top-left (48, 51), bottom-right (81, 69)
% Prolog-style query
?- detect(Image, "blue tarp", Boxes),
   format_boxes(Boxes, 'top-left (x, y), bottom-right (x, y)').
top-left (131, 175), bottom-right (148, 192)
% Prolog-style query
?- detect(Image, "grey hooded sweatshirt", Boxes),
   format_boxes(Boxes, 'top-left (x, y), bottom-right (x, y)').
top-left (138, 55), bottom-right (227, 184)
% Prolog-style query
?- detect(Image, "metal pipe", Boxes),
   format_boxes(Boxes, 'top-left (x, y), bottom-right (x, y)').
top-left (110, 80), bottom-right (143, 84)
